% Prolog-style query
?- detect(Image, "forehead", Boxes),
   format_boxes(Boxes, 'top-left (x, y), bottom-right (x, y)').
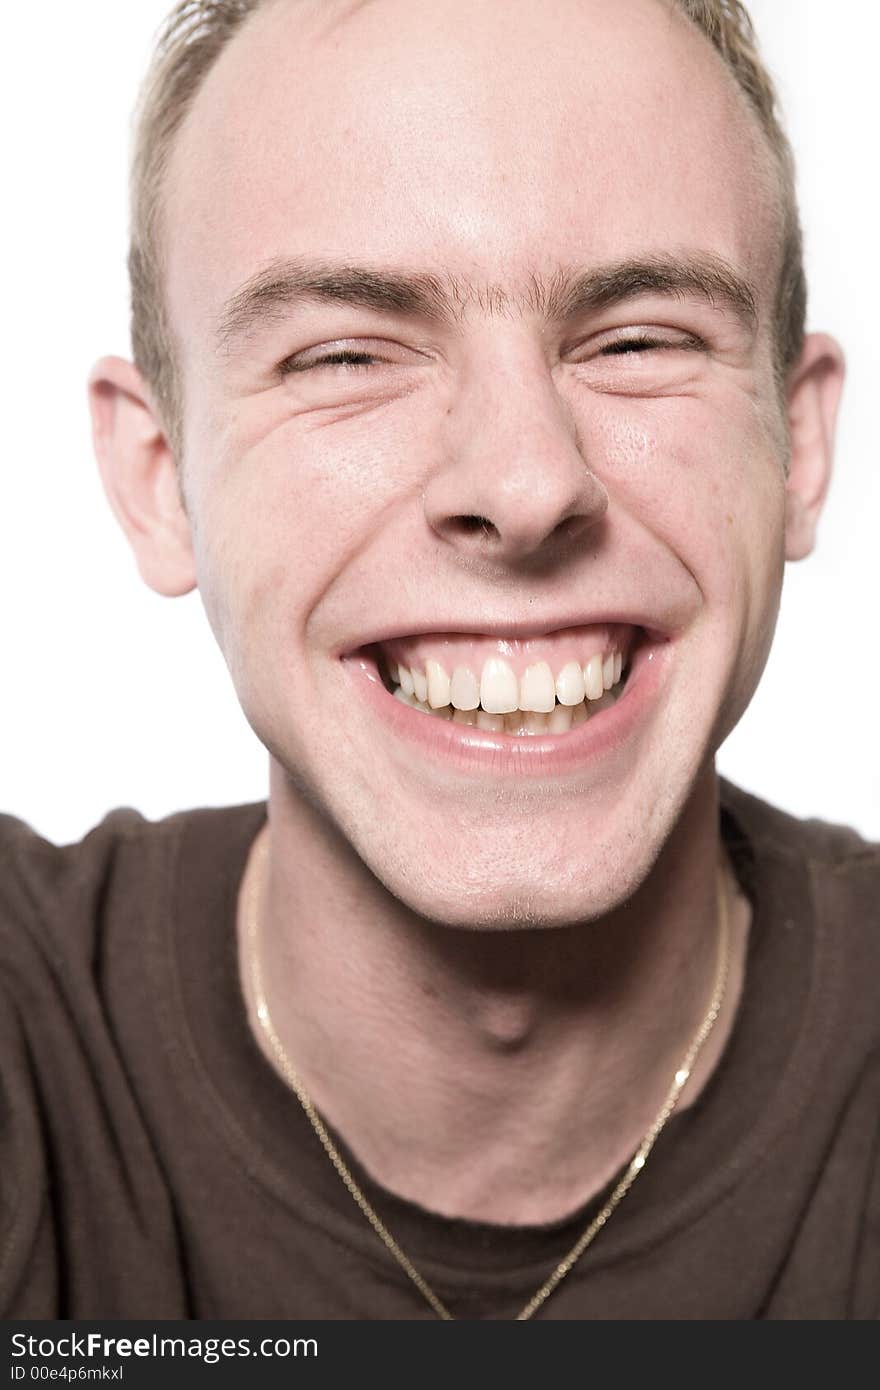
top-left (163, 0), bottom-right (780, 348)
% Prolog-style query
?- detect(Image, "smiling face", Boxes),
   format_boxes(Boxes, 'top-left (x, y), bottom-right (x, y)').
top-left (94, 0), bottom-right (842, 927)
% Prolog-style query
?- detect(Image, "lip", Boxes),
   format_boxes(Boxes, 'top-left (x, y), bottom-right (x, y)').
top-left (335, 612), bottom-right (674, 655)
top-left (342, 631), bottom-right (671, 780)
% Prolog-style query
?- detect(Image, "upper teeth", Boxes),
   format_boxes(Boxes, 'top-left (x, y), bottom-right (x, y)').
top-left (388, 650), bottom-right (624, 713)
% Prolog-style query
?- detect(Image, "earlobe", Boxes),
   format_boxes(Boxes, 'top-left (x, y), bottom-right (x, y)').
top-left (87, 356), bottom-right (197, 596)
top-left (783, 333), bottom-right (846, 562)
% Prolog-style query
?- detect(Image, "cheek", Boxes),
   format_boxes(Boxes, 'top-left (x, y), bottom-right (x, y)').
top-left (586, 395), bottom-right (787, 605)
top-left (183, 407), bottom-right (427, 666)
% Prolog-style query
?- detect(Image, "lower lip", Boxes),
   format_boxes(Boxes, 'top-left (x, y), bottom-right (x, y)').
top-left (342, 635), bottom-right (670, 780)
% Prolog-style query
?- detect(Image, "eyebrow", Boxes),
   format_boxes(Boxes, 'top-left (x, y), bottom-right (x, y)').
top-left (215, 252), bottom-right (758, 353)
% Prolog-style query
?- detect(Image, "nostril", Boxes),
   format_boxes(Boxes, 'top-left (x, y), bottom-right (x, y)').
top-left (455, 515), bottom-right (496, 539)
top-left (552, 514), bottom-right (589, 544)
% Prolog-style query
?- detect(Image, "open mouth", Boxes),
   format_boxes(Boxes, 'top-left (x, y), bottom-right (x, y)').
top-left (363, 623), bottom-right (641, 738)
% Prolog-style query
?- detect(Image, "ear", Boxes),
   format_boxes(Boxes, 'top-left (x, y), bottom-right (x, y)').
top-left (783, 332), bottom-right (845, 562)
top-left (87, 356), bottom-right (197, 596)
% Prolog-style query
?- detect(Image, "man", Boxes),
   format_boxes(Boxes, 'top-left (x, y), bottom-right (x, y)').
top-left (0, 0), bottom-right (875, 1321)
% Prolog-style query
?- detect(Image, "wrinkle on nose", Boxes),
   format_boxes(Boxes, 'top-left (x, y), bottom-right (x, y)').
top-left (423, 370), bottom-right (609, 568)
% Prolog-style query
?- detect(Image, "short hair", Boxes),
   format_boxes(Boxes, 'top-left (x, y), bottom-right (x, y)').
top-left (129, 0), bottom-right (805, 459)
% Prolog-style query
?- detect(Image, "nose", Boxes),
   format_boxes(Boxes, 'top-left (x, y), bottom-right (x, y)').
top-left (423, 350), bottom-right (608, 569)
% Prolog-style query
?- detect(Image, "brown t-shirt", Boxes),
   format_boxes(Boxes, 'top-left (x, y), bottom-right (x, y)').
top-left (0, 780), bottom-right (877, 1320)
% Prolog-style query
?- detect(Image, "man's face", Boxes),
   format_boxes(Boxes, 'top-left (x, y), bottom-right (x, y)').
top-left (161, 0), bottom-right (793, 925)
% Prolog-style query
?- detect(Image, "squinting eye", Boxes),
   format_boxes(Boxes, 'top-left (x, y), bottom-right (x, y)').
top-left (280, 349), bottom-right (382, 374)
top-left (598, 334), bottom-right (701, 356)
top-left (601, 337), bottom-right (666, 355)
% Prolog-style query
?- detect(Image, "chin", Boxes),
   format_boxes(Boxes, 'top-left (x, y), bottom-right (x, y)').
top-left (342, 811), bottom-right (664, 931)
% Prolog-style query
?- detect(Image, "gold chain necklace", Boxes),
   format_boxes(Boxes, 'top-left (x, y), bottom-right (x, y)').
top-left (244, 829), bottom-right (730, 1320)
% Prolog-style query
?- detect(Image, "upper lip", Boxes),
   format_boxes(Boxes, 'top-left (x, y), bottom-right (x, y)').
top-left (339, 609), bottom-right (675, 655)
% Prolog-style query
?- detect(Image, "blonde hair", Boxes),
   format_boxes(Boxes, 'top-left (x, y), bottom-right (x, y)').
top-left (129, 0), bottom-right (805, 456)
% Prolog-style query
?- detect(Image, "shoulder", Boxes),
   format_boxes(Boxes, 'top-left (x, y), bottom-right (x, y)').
top-left (717, 782), bottom-right (880, 1316)
top-left (0, 801), bottom-right (265, 1316)
top-left (1, 806), bottom-right (152, 923)
top-left (719, 777), bottom-right (879, 869)
top-left (0, 803), bottom-right (262, 972)
top-left (0, 809), bottom-right (145, 989)
top-left (720, 777), bottom-right (879, 1005)
top-left (720, 778), bottom-right (880, 929)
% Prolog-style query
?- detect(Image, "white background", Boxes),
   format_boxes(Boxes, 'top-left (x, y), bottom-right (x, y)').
top-left (1, 1), bottom-right (877, 845)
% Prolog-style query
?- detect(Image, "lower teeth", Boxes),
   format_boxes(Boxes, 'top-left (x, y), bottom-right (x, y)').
top-left (391, 681), bottom-right (625, 734)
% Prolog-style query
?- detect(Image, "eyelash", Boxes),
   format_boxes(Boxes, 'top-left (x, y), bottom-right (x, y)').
top-left (280, 334), bottom-right (700, 374)
top-left (600, 335), bottom-right (673, 355)
top-left (281, 349), bottom-right (379, 374)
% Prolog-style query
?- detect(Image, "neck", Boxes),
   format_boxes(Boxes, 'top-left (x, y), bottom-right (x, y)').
top-left (238, 763), bottom-right (749, 1225)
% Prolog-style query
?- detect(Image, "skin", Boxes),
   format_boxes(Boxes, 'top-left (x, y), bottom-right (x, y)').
top-left (89, 0), bottom-right (844, 1224)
